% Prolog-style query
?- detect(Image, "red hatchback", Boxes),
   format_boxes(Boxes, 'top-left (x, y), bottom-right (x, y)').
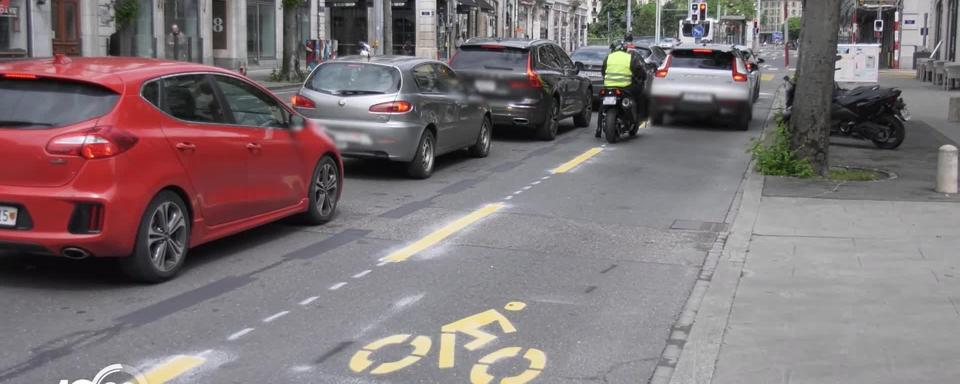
top-left (0, 56), bottom-right (343, 282)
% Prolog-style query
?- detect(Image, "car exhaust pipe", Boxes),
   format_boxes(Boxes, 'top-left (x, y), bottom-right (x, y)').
top-left (513, 118), bottom-right (529, 125)
top-left (62, 247), bottom-right (91, 260)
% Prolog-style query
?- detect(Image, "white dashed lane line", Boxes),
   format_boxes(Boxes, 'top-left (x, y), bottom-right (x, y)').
top-left (299, 296), bottom-right (319, 306)
top-left (263, 311), bottom-right (290, 323)
top-left (352, 270), bottom-right (372, 279)
top-left (329, 282), bottom-right (348, 291)
top-left (227, 328), bottom-right (255, 341)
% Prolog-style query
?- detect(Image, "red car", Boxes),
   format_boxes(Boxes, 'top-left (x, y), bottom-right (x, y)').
top-left (0, 56), bottom-right (343, 283)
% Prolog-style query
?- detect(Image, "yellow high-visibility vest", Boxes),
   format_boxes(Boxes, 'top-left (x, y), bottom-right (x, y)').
top-left (604, 51), bottom-right (633, 87)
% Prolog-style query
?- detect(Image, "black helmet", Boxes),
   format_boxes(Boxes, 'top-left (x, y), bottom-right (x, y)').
top-left (623, 33), bottom-right (634, 43)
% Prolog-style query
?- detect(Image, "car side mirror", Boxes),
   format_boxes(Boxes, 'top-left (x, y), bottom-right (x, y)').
top-left (289, 114), bottom-right (306, 132)
top-left (575, 61), bottom-right (584, 71)
top-left (757, 58), bottom-right (766, 64)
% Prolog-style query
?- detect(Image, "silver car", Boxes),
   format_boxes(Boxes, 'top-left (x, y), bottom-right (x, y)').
top-left (292, 56), bottom-right (492, 179)
top-left (649, 45), bottom-right (753, 130)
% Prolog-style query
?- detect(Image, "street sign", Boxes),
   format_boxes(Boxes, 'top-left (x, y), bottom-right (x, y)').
top-left (772, 31), bottom-right (783, 42)
top-left (692, 24), bottom-right (704, 38)
top-left (874, 20), bottom-right (883, 32)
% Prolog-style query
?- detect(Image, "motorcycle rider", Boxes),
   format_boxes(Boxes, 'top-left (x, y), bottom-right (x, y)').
top-left (598, 38), bottom-right (647, 137)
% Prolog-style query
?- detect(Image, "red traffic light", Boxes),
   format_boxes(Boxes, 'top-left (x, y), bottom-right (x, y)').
top-left (699, 3), bottom-right (706, 10)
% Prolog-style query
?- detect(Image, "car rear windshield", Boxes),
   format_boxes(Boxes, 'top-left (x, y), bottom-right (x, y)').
top-left (450, 46), bottom-right (529, 71)
top-left (0, 78), bottom-right (119, 129)
top-left (306, 63), bottom-right (401, 95)
top-left (570, 49), bottom-right (609, 63)
top-left (670, 50), bottom-right (734, 70)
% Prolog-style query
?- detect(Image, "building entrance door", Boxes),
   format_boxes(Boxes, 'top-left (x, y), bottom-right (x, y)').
top-left (52, 0), bottom-right (81, 55)
top-left (331, 0), bottom-right (367, 56)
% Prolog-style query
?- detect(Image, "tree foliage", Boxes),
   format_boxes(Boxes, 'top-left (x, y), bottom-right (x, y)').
top-left (787, 16), bottom-right (801, 40)
top-left (588, 0), bottom-right (756, 42)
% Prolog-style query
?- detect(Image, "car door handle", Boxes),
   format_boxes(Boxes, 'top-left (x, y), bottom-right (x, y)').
top-left (246, 142), bottom-right (262, 151)
top-left (175, 142), bottom-right (196, 151)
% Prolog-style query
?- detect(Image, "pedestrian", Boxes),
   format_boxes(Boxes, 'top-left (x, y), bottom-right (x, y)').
top-left (166, 24), bottom-right (189, 61)
top-left (402, 41), bottom-right (412, 55)
top-left (456, 34), bottom-right (464, 48)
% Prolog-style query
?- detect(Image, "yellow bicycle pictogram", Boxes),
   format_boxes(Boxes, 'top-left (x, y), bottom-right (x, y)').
top-left (349, 301), bottom-right (547, 384)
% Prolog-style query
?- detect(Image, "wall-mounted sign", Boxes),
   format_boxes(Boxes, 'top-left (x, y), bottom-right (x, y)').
top-left (420, 10), bottom-right (433, 16)
top-left (0, 5), bottom-right (19, 18)
top-left (212, 0), bottom-right (227, 49)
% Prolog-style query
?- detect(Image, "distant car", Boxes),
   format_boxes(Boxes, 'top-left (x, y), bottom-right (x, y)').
top-left (734, 45), bottom-right (765, 102)
top-left (659, 38), bottom-right (679, 49)
top-left (649, 45), bottom-right (754, 130)
top-left (293, 56), bottom-right (492, 179)
top-left (570, 45), bottom-right (610, 102)
top-left (450, 39), bottom-right (593, 140)
top-left (0, 56), bottom-right (342, 282)
top-left (634, 45), bottom-right (669, 67)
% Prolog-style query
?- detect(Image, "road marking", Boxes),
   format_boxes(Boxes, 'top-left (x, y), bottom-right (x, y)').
top-left (767, 67), bottom-right (779, 71)
top-left (522, 186), bottom-right (532, 190)
top-left (531, 181), bottom-right (541, 185)
top-left (380, 203), bottom-right (503, 264)
top-left (503, 196), bottom-right (513, 200)
top-left (353, 269), bottom-right (372, 279)
top-left (142, 355), bottom-right (206, 383)
top-left (552, 147), bottom-right (603, 174)
top-left (329, 282), bottom-right (348, 290)
top-left (299, 296), bottom-right (319, 306)
top-left (513, 190), bottom-right (524, 195)
top-left (263, 310), bottom-right (290, 323)
top-left (227, 328), bottom-right (255, 341)
top-left (761, 74), bottom-right (775, 81)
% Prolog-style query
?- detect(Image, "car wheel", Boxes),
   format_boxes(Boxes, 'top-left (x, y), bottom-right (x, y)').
top-left (573, 93), bottom-right (592, 128)
top-left (735, 107), bottom-right (752, 131)
top-left (651, 111), bottom-right (665, 126)
top-left (301, 155), bottom-right (341, 224)
top-left (536, 97), bottom-right (560, 141)
top-left (407, 130), bottom-right (436, 179)
top-left (121, 191), bottom-right (190, 283)
top-left (468, 116), bottom-right (493, 158)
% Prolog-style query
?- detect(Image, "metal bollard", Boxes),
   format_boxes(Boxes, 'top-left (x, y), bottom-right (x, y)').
top-left (936, 144), bottom-right (959, 194)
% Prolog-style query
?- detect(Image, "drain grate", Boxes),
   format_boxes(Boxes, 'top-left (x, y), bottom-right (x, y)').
top-left (670, 219), bottom-right (728, 233)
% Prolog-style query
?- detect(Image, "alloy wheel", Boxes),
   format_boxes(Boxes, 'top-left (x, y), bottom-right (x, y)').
top-left (315, 162), bottom-right (339, 217)
top-left (146, 202), bottom-right (187, 272)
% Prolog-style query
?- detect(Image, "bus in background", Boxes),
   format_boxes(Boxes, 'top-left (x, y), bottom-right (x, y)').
top-left (678, 19), bottom-right (716, 44)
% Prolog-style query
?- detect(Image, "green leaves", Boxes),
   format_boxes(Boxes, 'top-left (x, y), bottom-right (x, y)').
top-left (112, 0), bottom-right (139, 28)
top-left (749, 117), bottom-right (815, 178)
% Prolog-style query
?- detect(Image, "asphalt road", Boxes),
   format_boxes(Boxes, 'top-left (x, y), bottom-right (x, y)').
top-left (0, 55), bottom-right (788, 384)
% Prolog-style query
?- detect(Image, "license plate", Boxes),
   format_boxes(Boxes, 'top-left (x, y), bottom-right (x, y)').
top-left (683, 93), bottom-right (712, 102)
top-left (602, 96), bottom-right (617, 105)
top-left (475, 80), bottom-right (496, 92)
top-left (899, 106), bottom-right (911, 121)
top-left (0, 206), bottom-right (18, 227)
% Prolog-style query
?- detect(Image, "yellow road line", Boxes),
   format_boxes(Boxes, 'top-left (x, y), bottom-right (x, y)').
top-left (761, 74), bottom-right (775, 81)
top-left (142, 355), bottom-right (205, 383)
top-left (380, 203), bottom-right (503, 263)
top-left (551, 147), bottom-right (603, 174)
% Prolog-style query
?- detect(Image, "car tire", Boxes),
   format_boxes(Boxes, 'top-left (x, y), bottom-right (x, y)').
top-left (121, 191), bottom-right (191, 283)
top-left (536, 97), bottom-right (560, 141)
top-left (301, 155), bottom-right (341, 225)
top-left (468, 116), bottom-right (493, 158)
top-left (407, 130), bottom-right (436, 179)
top-left (573, 93), bottom-right (592, 128)
top-left (651, 111), bottom-right (665, 126)
top-left (736, 107), bottom-right (752, 131)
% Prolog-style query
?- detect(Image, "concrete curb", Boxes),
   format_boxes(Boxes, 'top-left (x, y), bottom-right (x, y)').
top-left (648, 87), bottom-right (781, 384)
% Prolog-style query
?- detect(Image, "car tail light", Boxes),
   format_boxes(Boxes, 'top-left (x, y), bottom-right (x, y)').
top-left (655, 56), bottom-right (672, 78)
top-left (46, 126), bottom-right (139, 160)
top-left (732, 58), bottom-right (748, 82)
top-left (599, 88), bottom-right (606, 96)
top-left (511, 54), bottom-right (543, 89)
top-left (369, 101), bottom-right (413, 114)
top-left (3, 73), bottom-right (38, 79)
top-left (292, 94), bottom-right (316, 109)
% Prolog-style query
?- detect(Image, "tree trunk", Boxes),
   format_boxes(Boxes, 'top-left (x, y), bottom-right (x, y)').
top-left (383, 0), bottom-right (393, 55)
top-left (280, 2), bottom-right (298, 81)
top-left (788, 0), bottom-right (840, 176)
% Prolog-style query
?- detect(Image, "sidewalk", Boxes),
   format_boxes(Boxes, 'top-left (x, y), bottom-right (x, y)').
top-left (667, 75), bottom-right (960, 384)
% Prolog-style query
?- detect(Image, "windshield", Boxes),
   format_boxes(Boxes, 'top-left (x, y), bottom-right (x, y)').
top-left (306, 63), bottom-right (402, 95)
top-left (0, 78), bottom-right (119, 129)
top-left (670, 49), bottom-right (734, 70)
top-left (450, 46), bottom-right (529, 71)
top-left (570, 49), bottom-right (609, 64)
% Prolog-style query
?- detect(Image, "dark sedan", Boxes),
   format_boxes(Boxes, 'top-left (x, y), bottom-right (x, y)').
top-left (570, 45), bottom-right (609, 102)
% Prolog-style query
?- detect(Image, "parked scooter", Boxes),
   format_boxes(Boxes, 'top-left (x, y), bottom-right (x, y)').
top-left (596, 88), bottom-right (641, 143)
top-left (782, 76), bottom-right (910, 149)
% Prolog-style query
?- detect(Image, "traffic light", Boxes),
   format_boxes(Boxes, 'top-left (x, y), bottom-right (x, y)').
top-left (698, 3), bottom-right (707, 21)
top-left (690, 3), bottom-right (699, 21)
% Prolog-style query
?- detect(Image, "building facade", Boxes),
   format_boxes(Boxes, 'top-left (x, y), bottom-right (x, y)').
top-left (0, 0), bottom-right (591, 69)
top-left (759, 0), bottom-right (801, 39)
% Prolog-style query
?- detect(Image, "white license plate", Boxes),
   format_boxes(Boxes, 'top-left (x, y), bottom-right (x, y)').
top-left (475, 80), bottom-right (496, 92)
top-left (0, 206), bottom-right (18, 227)
top-left (683, 93), bottom-right (713, 103)
top-left (602, 96), bottom-right (617, 105)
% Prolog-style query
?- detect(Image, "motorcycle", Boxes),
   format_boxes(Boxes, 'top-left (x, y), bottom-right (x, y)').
top-left (782, 76), bottom-right (910, 149)
top-left (596, 87), bottom-right (640, 144)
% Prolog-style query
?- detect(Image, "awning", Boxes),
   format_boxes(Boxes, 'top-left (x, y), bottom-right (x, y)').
top-left (477, 0), bottom-right (495, 12)
top-left (457, 0), bottom-right (494, 12)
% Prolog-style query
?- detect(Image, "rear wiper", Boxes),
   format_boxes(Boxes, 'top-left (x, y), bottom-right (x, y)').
top-left (483, 65), bottom-right (515, 71)
top-left (335, 90), bottom-right (385, 95)
top-left (0, 120), bottom-right (54, 127)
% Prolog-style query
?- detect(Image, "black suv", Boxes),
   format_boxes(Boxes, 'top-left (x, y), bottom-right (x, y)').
top-left (450, 39), bottom-right (593, 140)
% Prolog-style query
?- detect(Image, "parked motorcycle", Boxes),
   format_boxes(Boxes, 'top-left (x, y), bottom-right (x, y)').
top-left (596, 87), bottom-right (640, 144)
top-left (782, 76), bottom-right (910, 149)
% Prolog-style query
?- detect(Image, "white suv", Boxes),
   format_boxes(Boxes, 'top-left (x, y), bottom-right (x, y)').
top-left (648, 45), bottom-right (754, 130)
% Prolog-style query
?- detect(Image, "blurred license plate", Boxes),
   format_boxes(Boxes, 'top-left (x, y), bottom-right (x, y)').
top-left (475, 80), bottom-right (496, 92)
top-left (683, 93), bottom-right (712, 102)
top-left (602, 97), bottom-right (617, 105)
top-left (0, 206), bottom-right (17, 227)
top-left (332, 132), bottom-right (372, 149)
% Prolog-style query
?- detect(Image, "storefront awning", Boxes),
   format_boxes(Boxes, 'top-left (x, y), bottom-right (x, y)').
top-left (477, 0), bottom-right (495, 12)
